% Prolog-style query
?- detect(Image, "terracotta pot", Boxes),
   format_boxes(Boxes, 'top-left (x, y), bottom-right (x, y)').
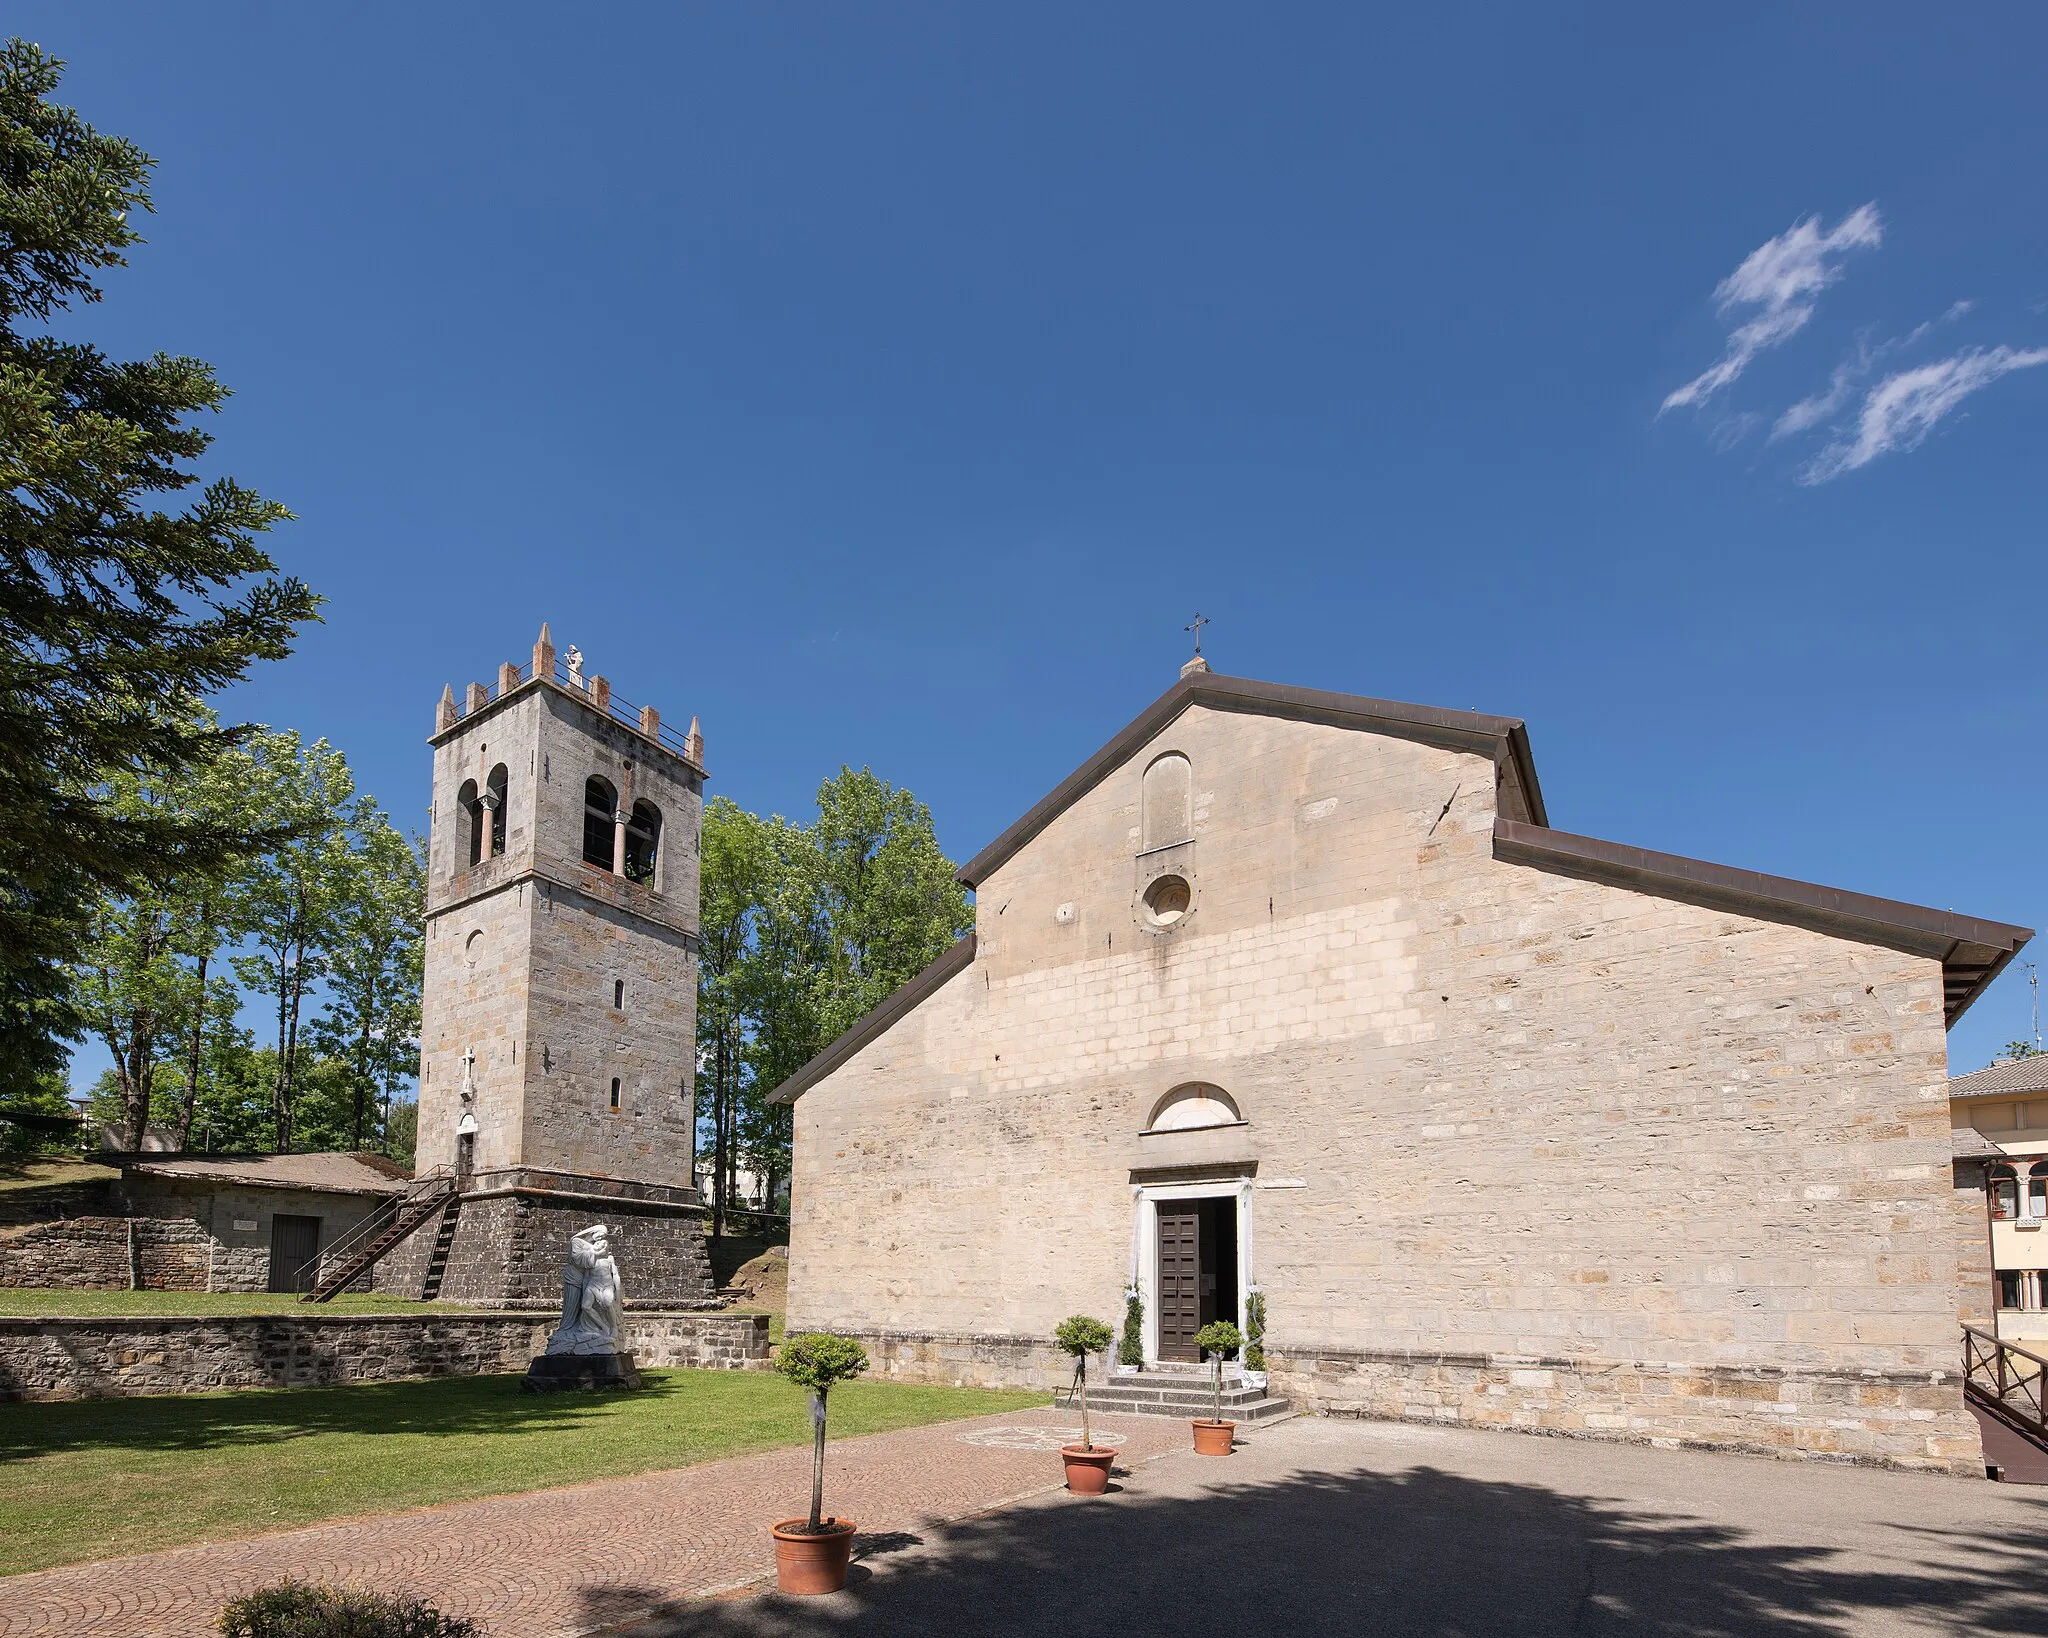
top-left (1191, 1418), bottom-right (1237, 1456)
top-left (771, 1518), bottom-right (857, 1595)
top-left (1061, 1443), bottom-right (1116, 1493)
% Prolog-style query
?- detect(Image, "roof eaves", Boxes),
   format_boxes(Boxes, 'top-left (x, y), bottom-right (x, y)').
top-left (768, 934), bottom-right (978, 1106)
top-left (958, 672), bottom-right (1538, 889)
top-left (1493, 818), bottom-right (2032, 1028)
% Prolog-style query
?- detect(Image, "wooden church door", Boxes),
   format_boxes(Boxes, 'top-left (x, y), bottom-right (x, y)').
top-left (1156, 1200), bottom-right (1203, 1361)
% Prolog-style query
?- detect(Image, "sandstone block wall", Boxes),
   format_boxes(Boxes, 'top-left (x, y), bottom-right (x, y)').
top-left (378, 1188), bottom-right (714, 1306)
top-left (0, 1215), bottom-right (210, 1290)
top-left (0, 1310), bottom-right (770, 1400)
top-left (418, 680), bottom-right (701, 1192)
top-left (788, 703), bottom-right (1984, 1473)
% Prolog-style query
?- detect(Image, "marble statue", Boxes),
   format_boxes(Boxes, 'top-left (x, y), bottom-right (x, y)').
top-left (565, 645), bottom-right (585, 689)
top-left (544, 1224), bottom-right (624, 1356)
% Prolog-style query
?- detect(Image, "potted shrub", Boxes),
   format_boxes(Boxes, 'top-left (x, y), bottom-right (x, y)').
top-left (1242, 1290), bottom-right (1268, 1392)
top-left (1116, 1285), bottom-right (1144, 1375)
top-left (1192, 1320), bottom-right (1243, 1455)
top-left (771, 1331), bottom-right (870, 1595)
top-left (1054, 1314), bottom-right (1117, 1493)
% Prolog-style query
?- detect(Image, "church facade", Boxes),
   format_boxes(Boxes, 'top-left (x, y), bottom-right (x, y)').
top-left (775, 663), bottom-right (2029, 1473)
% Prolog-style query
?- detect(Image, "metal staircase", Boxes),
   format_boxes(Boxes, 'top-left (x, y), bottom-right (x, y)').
top-left (297, 1169), bottom-right (458, 1303)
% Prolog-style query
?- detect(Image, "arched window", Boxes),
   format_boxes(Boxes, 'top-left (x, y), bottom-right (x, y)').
top-left (1141, 753), bottom-right (1192, 852)
top-left (624, 800), bottom-right (661, 885)
top-left (485, 764), bottom-right (509, 858)
top-left (2029, 1162), bottom-right (2048, 1219)
top-left (583, 776), bottom-right (618, 869)
top-left (458, 779), bottom-right (484, 868)
top-left (1991, 1165), bottom-right (2020, 1221)
top-left (1145, 1083), bottom-right (1243, 1132)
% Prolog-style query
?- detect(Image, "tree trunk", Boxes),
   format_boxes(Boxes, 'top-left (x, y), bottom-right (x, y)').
top-left (710, 1014), bottom-right (729, 1243)
top-left (351, 1014), bottom-right (373, 1151)
top-left (808, 1388), bottom-right (827, 1531)
top-left (271, 937), bottom-right (293, 1151)
top-left (174, 933), bottom-right (209, 1151)
top-left (1079, 1355), bottom-right (1092, 1451)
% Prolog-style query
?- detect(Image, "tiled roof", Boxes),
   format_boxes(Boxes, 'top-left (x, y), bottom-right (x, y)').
top-left (1953, 1126), bottom-right (2006, 1160)
top-left (124, 1151), bottom-right (409, 1196)
top-left (1948, 1057), bottom-right (2048, 1099)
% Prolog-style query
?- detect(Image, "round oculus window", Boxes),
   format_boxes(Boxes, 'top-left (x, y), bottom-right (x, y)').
top-left (1143, 873), bottom-right (1192, 926)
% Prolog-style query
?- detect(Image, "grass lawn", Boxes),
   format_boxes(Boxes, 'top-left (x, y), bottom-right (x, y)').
top-left (0, 1289), bottom-right (466, 1318)
top-left (0, 1368), bottom-right (1047, 1576)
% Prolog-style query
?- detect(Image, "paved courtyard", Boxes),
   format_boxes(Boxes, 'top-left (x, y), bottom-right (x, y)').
top-left (11, 1406), bottom-right (2048, 1637)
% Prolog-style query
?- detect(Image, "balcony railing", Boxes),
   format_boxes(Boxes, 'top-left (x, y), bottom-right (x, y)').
top-left (450, 656), bottom-right (699, 762)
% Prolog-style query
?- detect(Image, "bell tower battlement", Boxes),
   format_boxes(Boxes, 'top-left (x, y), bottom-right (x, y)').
top-left (416, 625), bottom-right (706, 1201)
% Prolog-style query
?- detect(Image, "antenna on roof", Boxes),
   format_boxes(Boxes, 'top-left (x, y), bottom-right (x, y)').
top-left (2030, 961), bottom-right (2040, 1051)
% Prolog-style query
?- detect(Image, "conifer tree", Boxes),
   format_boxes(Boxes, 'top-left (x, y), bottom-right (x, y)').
top-left (0, 40), bottom-right (317, 1096)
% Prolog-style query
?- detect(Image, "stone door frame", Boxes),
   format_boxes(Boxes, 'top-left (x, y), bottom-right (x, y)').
top-left (1130, 1178), bottom-right (1252, 1366)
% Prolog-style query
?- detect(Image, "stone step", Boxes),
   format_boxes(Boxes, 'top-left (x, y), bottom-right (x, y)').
top-left (1083, 1380), bottom-right (1273, 1407)
top-left (1071, 1388), bottom-right (1294, 1423)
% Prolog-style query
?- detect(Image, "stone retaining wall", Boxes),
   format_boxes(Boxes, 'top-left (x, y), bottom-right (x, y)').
top-left (0, 1310), bottom-right (770, 1400)
top-left (1270, 1347), bottom-right (1979, 1476)
top-left (0, 1215), bottom-right (211, 1291)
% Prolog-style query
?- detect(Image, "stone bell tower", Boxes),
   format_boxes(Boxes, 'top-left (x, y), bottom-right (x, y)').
top-left (393, 625), bottom-right (715, 1305)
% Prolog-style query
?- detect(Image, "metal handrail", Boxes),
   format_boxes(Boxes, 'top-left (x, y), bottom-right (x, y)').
top-left (292, 1166), bottom-right (454, 1293)
top-left (1963, 1323), bottom-right (2048, 1442)
top-left (455, 656), bottom-right (700, 762)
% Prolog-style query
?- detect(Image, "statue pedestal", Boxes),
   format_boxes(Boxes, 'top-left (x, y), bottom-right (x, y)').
top-left (523, 1352), bottom-right (642, 1392)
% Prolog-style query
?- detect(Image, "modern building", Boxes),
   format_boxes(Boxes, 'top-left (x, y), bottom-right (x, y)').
top-left (1948, 1055), bottom-right (2048, 1345)
top-left (774, 661), bottom-right (2031, 1473)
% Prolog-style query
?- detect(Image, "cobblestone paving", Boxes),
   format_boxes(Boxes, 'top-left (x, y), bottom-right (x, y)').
top-left (0, 1407), bottom-right (1186, 1638)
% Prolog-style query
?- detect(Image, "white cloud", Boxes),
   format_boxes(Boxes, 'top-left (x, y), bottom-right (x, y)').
top-left (1661, 204), bottom-right (1883, 413)
top-left (1801, 345), bottom-right (2048, 482)
top-left (1771, 301), bottom-right (1976, 442)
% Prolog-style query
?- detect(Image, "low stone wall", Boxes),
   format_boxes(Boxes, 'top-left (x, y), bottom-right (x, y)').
top-left (802, 1325), bottom-right (1067, 1390)
top-left (0, 1215), bottom-right (210, 1291)
top-left (0, 1310), bottom-right (771, 1401)
top-left (1271, 1347), bottom-right (1981, 1477)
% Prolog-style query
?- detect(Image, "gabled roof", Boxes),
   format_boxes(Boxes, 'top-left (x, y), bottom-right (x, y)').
top-left (767, 670), bottom-right (2031, 1105)
top-left (956, 670), bottom-right (1546, 889)
top-left (1949, 1056), bottom-right (2048, 1099)
top-left (1494, 819), bottom-right (2030, 1027)
top-left (768, 934), bottom-right (977, 1105)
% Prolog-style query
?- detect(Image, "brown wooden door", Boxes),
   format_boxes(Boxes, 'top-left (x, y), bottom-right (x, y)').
top-left (268, 1214), bottom-right (322, 1294)
top-left (1156, 1201), bottom-right (1202, 1362)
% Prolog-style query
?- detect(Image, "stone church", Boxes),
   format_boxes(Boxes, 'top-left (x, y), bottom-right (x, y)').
top-left (774, 659), bottom-right (2031, 1473)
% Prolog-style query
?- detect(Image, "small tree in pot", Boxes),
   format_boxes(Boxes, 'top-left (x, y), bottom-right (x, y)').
top-left (1192, 1320), bottom-right (1243, 1455)
top-left (1054, 1314), bottom-right (1117, 1493)
top-left (771, 1332), bottom-right (869, 1594)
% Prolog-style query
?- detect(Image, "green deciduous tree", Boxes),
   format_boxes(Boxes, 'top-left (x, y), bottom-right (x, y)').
top-left (231, 733), bottom-right (356, 1152)
top-left (695, 770), bottom-right (971, 1237)
top-left (0, 40), bottom-right (317, 1091)
top-left (307, 814), bottom-right (425, 1153)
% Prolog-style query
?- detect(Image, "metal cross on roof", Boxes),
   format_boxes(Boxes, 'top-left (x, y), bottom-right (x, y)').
top-left (1184, 612), bottom-right (1210, 657)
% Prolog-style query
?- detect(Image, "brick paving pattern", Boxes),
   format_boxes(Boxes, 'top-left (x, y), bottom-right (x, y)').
top-left (0, 1407), bottom-right (1185, 1638)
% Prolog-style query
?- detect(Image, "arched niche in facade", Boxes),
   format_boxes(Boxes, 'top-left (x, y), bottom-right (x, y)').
top-left (1144, 1082), bottom-right (1243, 1133)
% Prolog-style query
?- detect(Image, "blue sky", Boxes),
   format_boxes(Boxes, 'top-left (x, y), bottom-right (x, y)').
top-left (26, 3), bottom-right (2048, 1083)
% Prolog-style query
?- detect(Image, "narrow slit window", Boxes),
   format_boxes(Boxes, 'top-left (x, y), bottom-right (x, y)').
top-left (609, 1077), bottom-right (621, 1110)
top-left (613, 980), bottom-right (624, 1010)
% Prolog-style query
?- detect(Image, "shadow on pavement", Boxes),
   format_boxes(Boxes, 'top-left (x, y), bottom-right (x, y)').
top-left (590, 1462), bottom-right (2048, 1637)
